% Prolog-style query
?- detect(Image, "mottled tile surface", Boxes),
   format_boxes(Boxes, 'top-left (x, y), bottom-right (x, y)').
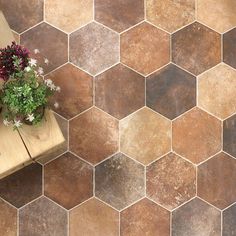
top-left (223, 203), bottom-right (236, 236)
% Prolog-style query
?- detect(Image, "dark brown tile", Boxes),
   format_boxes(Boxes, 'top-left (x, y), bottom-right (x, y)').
top-left (95, 64), bottom-right (145, 119)
top-left (223, 203), bottom-right (236, 236)
top-left (95, 153), bottom-right (145, 210)
top-left (224, 28), bottom-right (236, 69)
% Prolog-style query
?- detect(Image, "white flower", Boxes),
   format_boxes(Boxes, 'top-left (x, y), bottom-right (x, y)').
top-left (44, 79), bottom-right (53, 86)
top-left (38, 67), bottom-right (44, 75)
top-left (26, 114), bottom-right (35, 122)
top-left (34, 49), bottom-right (40, 54)
top-left (3, 119), bottom-right (11, 126)
top-left (49, 84), bottom-right (56, 91)
top-left (25, 66), bottom-right (31, 72)
top-left (14, 119), bottom-right (22, 128)
top-left (44, 58), bottom-right (49, 65)
top-left (54, 102), bottom-right (59, 109)
top-left (56, 86), bottom-right (61, 92)
top-left (29, 58), bottom-right (37, 67)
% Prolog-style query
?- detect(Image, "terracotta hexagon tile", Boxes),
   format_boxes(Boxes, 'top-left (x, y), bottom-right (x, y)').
top-left (21, 23), bottom-right (68, 74)
top-left (147, 153), bottom-right (196, 210)
top-left (95, 153), bottom-right (145, 210)
top-left (44, 152), bottom-right (93, 209)
top-left (198, 152), bottom-right (236, 209)
top-left (45, 0), bottom-right (93, 33)
top-left (146, 0), bottom-right (195, 33)
top-left (172, 22), bottom-right (221, 75)
top-left (197, 0), bottom-right (236, 33)
top-left (121, 22), bottom-right (170, 75)
top-left (0, 0), bottom-right (43, 33)
top-left (198, 63), bottom-right (236, 119)
top-left (223, 203), bottom-right (236, 236)
top-left (121, 198), bottom-right (170, 236)
top-left (47, 63), bottom-right (93, 119)
top-left (95, 64), bottom-right (145, 119)
top-left (172, 107), bottom-right (222, 164)
top-left (69, 107), bottom-right (119, 164)
top-left (19, 197), bottom-right (67, 236)
top-left (172, 198), bottom-right (221, 236)
top-left (120, 108), bottom-right (171, 165)
top-left (95, 0), bottom-right (144, 33)
top-left (70, 198), bottom-right (119, 236)
top-left (0, 163), bottom-right (42, 208)
top-left (70, 22), bottom-right (119, 75)
top-left (146, 64), bottom-right (196, 119)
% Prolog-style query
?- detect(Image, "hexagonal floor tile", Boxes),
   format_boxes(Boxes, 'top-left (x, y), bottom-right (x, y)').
top-left (198, 63), bottom-right (236, 119)
top-left (121, 22), bottom-right (170, 75)
top-left (120, 108), bottom-right (171, 165)
top-left (197, 0), bottom-right (236, 33)
top-left (95, 153), bottom-right (145, 210)
top-left (69, 107), bottom-right (119, 164)
top-left (70, 198), bottom-right (119, 236)
top-left (0, 163), bottom-right (42, 208)
top-left (45, 0), bottom-right (93, 33)
top-left (47, 63), bottom-right (93, 119)
top-left (146, 0), bottom-right (195, 33)
top-left (172, 22), bottom-right (221, 75)
top-left (198, 152), bottom-right (236, 209)
top-left (172, 198), bottom-right (221, 236)
top-left (121, 198), bottom-right (170, 236)
top-left (21, 23), bottom-right (68, 74)
top-left (70, 22), bottom-right (119, 75)
top-left (0, 0), bottom-right (43, 33)
top-left (146, 64), bottom-right (196, 119)
top-left (44, 152), bottom-right (93, 209)
top-left (147, 153), bottom-right (196, 210)
top-left (223, 203), bottom-right (236, 236)
top-left (95, 64), bottom-right (145, 119)
top-left (172, 107), bottom-right (222, 164)
top-left (19, 197), bottom-right (67, 236)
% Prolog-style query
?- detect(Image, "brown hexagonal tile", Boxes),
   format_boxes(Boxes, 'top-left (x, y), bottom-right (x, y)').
top-left (172, 107), bottom-right (222, 164)
top-left (70, 198), bottom-right (119, 236)
top-left (198, 152), bottom-right (236, 209)
top-left (121, 198), bottom-right (170, 236)
top-left (172, 198), bottom-right (221, 236)
top-left (172, 22), bottom-right (221, 75)
top-left (69, 107), bottom-right (119, 164)
top-left (95, 0), bottom-right (144, 33)
top-left (95, 64), bottom-right (145, 119)
top-left (198, 63), bottom-right (236, 119)
top-left (121, 22), bottom-right (170, 75)
top-left (47, 63), bottom-right (93, 119)
top-left (45, 0), bottom-right (93, 33)
top-left (44, 152), bottom-right (93, 209)
top-left (95, 153), bottom-right (145, 210)
top-left (21, 23), bottom-right (68, 74)
top-left (146, 0), bottom-right (195, 33)
top-left (223, 203), bottom-right (236, 236)
top-left (120, 108), bottom-right (171, 165)
top-left (0, 0), bottom-right (43, 33)
top-left (197, 0), bottom-right (236, 33)
top-left (0, 163), bottom-right (42, 208)
top-left (147, 153), bottom-right (196, 210)
top-left (146, 64), bottom-right (196, 119)
top-left (19, 197), bottom-right (67, 236)
top-left (70, 22), bottom-right (119, 75)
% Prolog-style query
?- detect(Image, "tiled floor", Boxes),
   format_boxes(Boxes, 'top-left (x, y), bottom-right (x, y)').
top-left (0, 0), bottom-right (236, 235)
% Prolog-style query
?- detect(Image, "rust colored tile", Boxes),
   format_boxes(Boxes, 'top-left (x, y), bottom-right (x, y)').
top-left (120, 108), bottom-right (171, 165)
top-left (0, 0), bottom-right (43, 33)
top-left (70, 198), bottom-right (119, 236)
top-left (172, 107), bottom-right (222, 164)
top-left (95, 64), bottom-right (145, 119)
top-left (198, 152), bottom-right (236, 209)
top-left (95, 0), bottom-right (144, 33)
top-left (69, 107), bottom-right (119, 164)
top-left (19, 197), bottom-right (67, 236)
top-left (147, 153), bottom-right (196, 210)
top-left (223, 203), bottom-right (236, 236)
top-left (21, 23), bottom-right (68, 74)
top-left (0, 163), bottom-right (42, 208)
top-left (146, 64), bottom-right (196, 119)
top-left (45, 0), bottom-right (93, 33)
top-left (47, 63), bottom-right (93, 119)
top-left (70, 22), bottom-right (119, 75)
top-left (198, 63), bottom-right (236, 119)
top-left (146, 0), bottom-right (195, 32)
top-left (95, 153), bottom-right (145, 210)
top-left (121, 22), bottom-right (170, 75)
top-left (121, 198), bottom-right (170, 236)
top-left (172, 198), bottom-right (221, 236)
top-left (172, 22), bottom-right (221, 75)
